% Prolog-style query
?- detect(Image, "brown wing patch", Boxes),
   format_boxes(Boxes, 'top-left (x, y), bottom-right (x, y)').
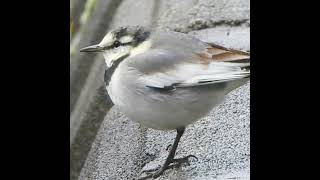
top-left (207, 46), bottom-right (228, 56)
top-left (207, 43), bottom-right (250, 55)
top-left (210, 51), bottom-right (249, 61)
top-left (196, 43), bottom-right (250, 63)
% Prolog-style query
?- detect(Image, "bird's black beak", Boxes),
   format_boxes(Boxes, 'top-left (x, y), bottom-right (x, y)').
top-left (80, 44), bottom-right (104, 52)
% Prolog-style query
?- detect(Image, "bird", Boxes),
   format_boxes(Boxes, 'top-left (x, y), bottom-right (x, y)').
top-left (80, 26), bottom-right (250, 179)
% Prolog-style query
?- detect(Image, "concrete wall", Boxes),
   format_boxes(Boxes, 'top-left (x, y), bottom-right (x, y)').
top-left (70, 0), bottom-right (250, 179)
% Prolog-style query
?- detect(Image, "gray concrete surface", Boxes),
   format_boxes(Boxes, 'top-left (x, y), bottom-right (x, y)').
top-left (189, 26), bottom-right (250, 52)
top-left (156, 0), bottom-right (250, 32)
top-left (109, 0), bottom-right (156, 28)
top-left (77, 106), bottom-right (147, 179)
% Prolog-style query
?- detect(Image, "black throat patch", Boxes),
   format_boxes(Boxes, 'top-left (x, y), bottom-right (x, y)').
top-left (104, 54), bottom-right (129, 87)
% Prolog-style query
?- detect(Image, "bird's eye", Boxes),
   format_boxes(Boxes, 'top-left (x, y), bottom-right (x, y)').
top-left (113, 40), bottom-right (121, 48)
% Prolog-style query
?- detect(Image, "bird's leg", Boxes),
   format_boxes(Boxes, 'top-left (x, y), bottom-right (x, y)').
top-left (137, 127), bottom-right (197, 179)
top-left (151, 127), bottom-right (185, 178)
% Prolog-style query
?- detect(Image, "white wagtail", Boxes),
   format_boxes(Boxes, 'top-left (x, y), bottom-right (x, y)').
top-left (80, 26), bottom-right (250, 179)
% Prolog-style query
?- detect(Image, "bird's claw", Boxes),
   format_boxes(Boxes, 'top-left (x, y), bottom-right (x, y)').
top-left (172, 154), bottom-right (198, 166)
top-left (136, 155), bottom-right (198, 179)
top-left (166, 144), bottom-right (172, 151)
top-left (140, 166), bottom-right (161, 175)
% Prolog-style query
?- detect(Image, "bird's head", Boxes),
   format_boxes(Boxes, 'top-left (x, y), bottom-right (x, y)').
top-left (80, 26), bottom-right (151, 67)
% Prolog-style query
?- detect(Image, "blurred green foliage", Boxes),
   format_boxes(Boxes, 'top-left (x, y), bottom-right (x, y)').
top-left (80, 0), bottom-right (97, 26)
top-left (70, 0), bottom-right (97, 56)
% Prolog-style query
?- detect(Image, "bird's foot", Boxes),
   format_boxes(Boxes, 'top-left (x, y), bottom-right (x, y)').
top-left (136, 165), bottom-right (173, 180)
top-left (136, 155), bottom-right (198, 179)
top-left (172, 154), bottom-right (198, 166)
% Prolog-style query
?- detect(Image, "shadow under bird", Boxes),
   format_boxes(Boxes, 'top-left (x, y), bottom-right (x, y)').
top-left (80, 26), bottom-right (250, 179)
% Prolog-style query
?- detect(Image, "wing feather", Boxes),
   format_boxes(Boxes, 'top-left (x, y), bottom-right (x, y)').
top-left (129, 43), bottom-right (250, 89)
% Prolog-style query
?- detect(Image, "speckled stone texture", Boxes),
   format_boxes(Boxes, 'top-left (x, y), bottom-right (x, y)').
top-left (156, 0), bottom-right (250, 32)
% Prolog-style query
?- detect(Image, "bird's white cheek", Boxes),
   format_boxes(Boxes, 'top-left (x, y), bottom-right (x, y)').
top-left (102, 46), bottom-right (131, 67)
top-left (103, 53), bottom-right (115, 67)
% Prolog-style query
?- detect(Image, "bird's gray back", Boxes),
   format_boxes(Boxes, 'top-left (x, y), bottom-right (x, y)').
top-left (125, 31), bottom-right (209, 75)
top-left (150, 31), bottom-right (209, 53)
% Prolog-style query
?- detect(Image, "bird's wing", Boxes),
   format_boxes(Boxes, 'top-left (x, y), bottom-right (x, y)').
top-left (130, 43), bottom-right (250, 89)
